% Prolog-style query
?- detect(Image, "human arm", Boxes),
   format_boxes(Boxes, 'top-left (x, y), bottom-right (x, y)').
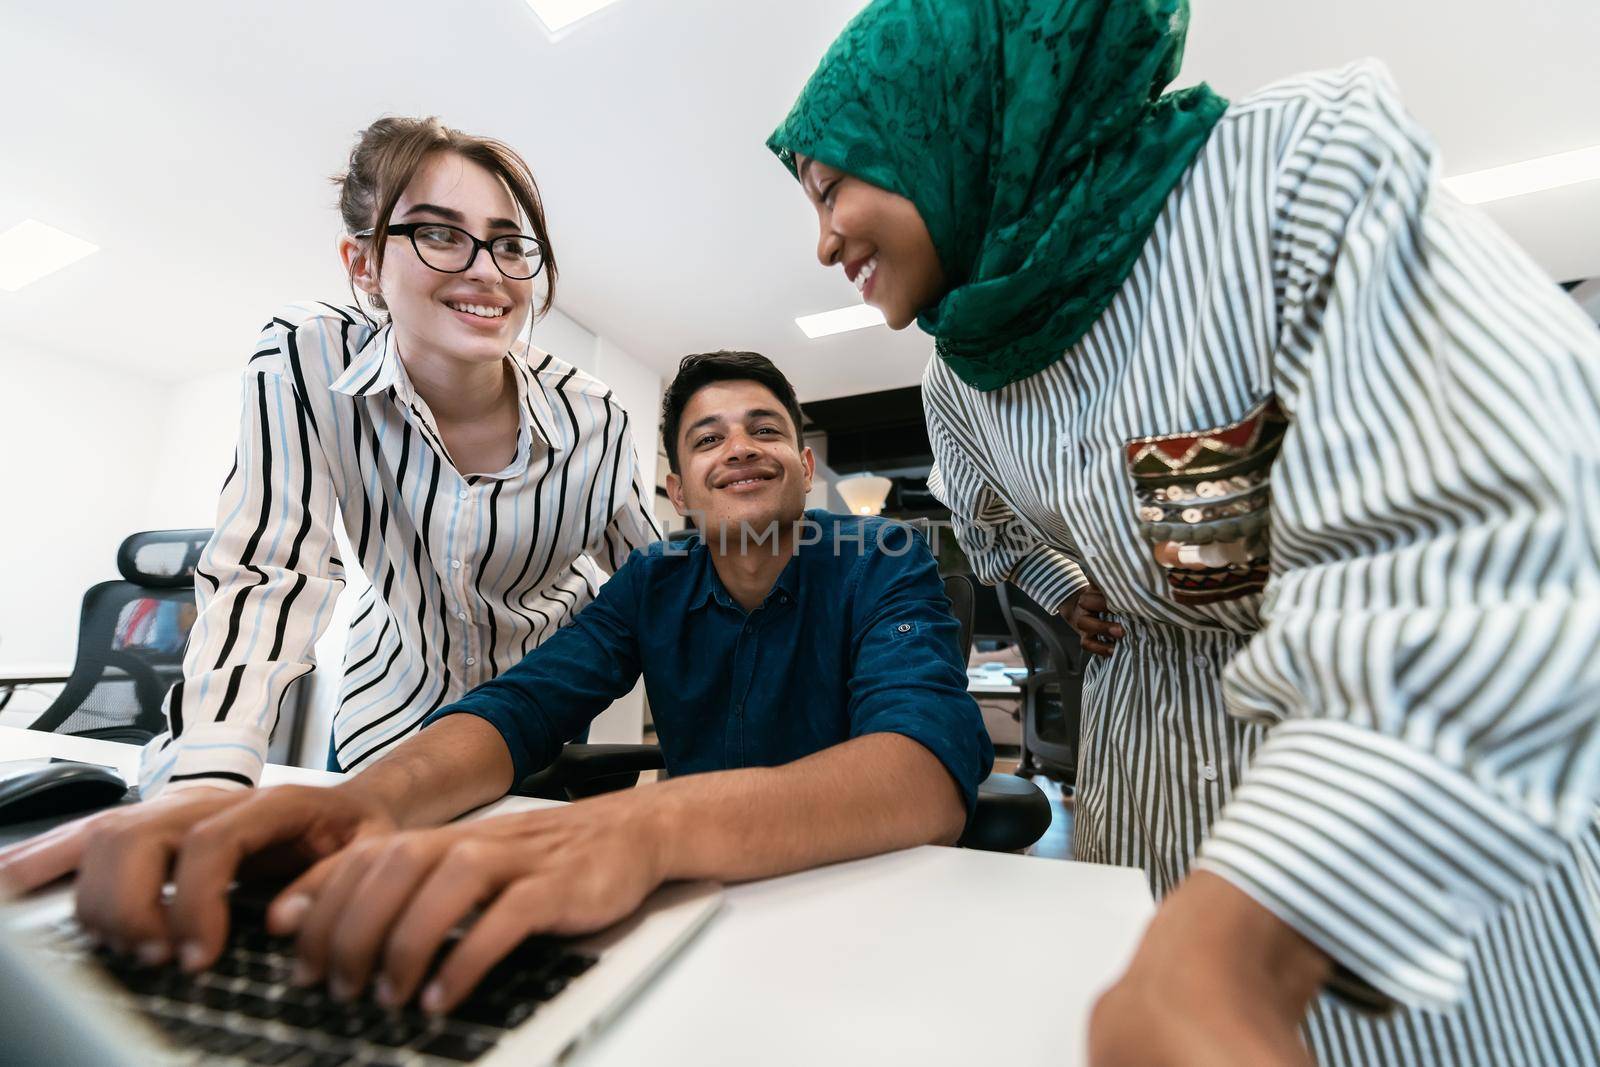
top-left (141, 313), bottom-right (348, 797)
top-left (269, 727), bottom-right (962, 1011)
top-left (0, 314), bottom-right (348, 905)
top-left (256, 524), bottom-right (986, 1009)
top-left (1096, 66), bottom-right (1600, 1065)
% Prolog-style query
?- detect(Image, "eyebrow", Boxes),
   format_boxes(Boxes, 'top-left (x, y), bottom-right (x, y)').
top-left (401, 203), bottom-right (522, 232)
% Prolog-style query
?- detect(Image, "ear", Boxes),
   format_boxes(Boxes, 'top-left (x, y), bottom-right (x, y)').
top-left (799, 444), bottom-right (816, 495)
top-left (666, 471), bottom-right (687, 516)
top-left (338, 234), bottom-right (382, 298)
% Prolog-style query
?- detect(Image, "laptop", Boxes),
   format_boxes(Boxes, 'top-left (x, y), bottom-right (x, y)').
top-left (3, 863), bottom-right (720, 1065)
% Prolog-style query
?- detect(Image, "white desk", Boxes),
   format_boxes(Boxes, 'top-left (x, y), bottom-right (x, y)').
top-left (0, 663), bottom-right (73, 686)
top-left (1, 727), bottom-right (1154, 1067)
top-left (967, 666), bottom-right (1024, 696)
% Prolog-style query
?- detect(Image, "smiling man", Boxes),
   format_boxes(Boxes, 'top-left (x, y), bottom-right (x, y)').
top-left (55, 350), bottom-right (992, 1016)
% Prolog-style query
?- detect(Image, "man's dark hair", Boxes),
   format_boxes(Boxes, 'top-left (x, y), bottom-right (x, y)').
top-left (660, 351), bottom-right (807, 474)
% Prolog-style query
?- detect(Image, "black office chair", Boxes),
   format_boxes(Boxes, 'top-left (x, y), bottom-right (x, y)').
top-left (995, 583), bottom-right (1084, 788)
top-left (29, 530), bottom-right (211, 746)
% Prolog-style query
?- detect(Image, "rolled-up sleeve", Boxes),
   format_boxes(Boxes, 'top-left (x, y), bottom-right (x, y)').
top-left (422, 552), bottom-right (645, 782)
top-left (1194, 61), bottom-right (1600, 1012)
top-left (844, 526), bottom-right (995, 817)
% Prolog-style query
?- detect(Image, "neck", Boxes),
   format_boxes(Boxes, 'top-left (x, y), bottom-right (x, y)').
top-left (393, 329), bottom-right (512, 423)
top-left (707, 517), bottom-right (802, 613)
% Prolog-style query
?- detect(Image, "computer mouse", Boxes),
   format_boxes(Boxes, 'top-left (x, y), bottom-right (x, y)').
top-left (0, 760), bottom-right (130, 827)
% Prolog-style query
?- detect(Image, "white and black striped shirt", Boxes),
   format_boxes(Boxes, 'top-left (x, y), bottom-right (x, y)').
top-left (140, 302), bottom-right (660, 794)
top-left (927, 63), bottom-right (1600, 1064)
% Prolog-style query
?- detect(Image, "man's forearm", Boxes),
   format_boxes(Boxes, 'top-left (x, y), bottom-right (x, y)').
top-left (639, 732), bottom-right (967, 884)
top-left (339, 714), bottom-right (516, 828)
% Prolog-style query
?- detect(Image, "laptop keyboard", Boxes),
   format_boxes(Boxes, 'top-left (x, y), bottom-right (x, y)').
top-left (29, 886), bottom-right (599, 1065)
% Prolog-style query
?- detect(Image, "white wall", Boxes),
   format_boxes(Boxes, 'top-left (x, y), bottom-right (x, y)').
top-left (0, 343), bottom-right (168, 672)
top-left (528, 306), bottom-right (599, 376)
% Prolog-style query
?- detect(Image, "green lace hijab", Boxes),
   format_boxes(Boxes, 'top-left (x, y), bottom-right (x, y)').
top-left (768, 0), bottom-right (1226, 391)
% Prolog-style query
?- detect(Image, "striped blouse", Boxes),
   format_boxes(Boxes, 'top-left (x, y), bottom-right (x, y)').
top-left (139, 302), bottom-right (660, 794)
top-left (926, 63), bottom-right (1600, 1064)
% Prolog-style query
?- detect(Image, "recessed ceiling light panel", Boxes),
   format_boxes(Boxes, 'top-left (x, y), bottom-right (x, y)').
top-left (795, 304), bottom-right (887, 339)
top-left (1444, 144), bottom-right (1600, 205)
top-left (0, 219), bottom-right (100, 293)
top-left (526, 0), bottom-right (625, 35)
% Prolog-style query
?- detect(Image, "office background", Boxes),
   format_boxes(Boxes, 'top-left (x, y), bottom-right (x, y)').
top-left (3, 0), bottom-right (1598, 754)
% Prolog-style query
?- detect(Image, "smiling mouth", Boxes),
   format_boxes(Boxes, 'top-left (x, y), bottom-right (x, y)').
top-left (717, 472), bottom-right (778, 490)
top-left (851, 256), bottom-right (879, 295)
top-left (444, 300), bottom-right (508, 319)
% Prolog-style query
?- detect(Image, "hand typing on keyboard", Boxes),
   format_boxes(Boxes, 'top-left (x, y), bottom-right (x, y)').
top-left (266, 792), bottom-right (663, 1016)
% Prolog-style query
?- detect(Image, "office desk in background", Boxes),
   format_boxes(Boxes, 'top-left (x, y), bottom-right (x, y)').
top-left (0, 662), bottom-right (72, 719)
top-left (1, 726), bottom-right (1154, 1067)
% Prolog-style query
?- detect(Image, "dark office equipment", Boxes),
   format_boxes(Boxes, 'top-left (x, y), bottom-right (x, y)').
top-left (996, 583), bottom-right (1083, 787)
top-left (942, 572), bottom-right (975, 658)
top-left (26, 884), bottom-right (599, 1065)
top-left (0, 759), bottom-right (129, 827)
top-left (28, 530), bottom-right (211, 745)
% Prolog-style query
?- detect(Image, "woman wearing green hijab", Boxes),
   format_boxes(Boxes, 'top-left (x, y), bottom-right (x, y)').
top-left (771, 2), bottom-right (1600, 1065)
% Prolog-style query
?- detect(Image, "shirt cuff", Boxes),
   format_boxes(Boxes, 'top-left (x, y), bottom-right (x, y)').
top-left (1195, 718), bottom-right (1569, 1012)
top-left (138, 722), bottom-right (268, 797)
top-left (1009, 545), bottom-right (1089, 615)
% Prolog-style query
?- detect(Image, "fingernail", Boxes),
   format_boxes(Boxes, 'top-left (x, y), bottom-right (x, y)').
top-left (272, 894), bottom-right (311, 932)
top-left (179, 942), bottom-right (206, 973)
top-left (329, 974), bottom-right (354, 1002)
top-left (375, 976), bottom-right (396, 1008)
top-left (291, 959), bottom-right (316, 987)
top-left (136, 941), bottom-right (169, 966)
top-left (421, 981), bottom-right (446, 1015)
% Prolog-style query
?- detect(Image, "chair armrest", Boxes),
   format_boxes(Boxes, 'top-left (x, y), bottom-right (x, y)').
top-left (513, 743), bottom-right (666, 801)
top-left (958, 773), bottom-right (1052, 852)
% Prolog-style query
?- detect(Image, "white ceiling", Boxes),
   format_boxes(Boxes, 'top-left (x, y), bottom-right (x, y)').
top-left (2, 0), bottom-right (1597, 402)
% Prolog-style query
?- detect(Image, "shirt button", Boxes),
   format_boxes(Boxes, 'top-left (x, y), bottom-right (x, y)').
top-left (466, 657), bottom-right (477, 666)
top-left (451, 559), bottom-right (462, 570)
top-left (1200, 762), bottom-right (1218, 782)
top-left (457, 612), bottom-right (467, 621)
top-left (458, 489), bottom-right (469, 501)
top-left (1191, 654), bottom-right (1209, 668)
top-left (1056, 431), bottom-right (1072, 450)
top-left (897, 623), bottom-right (912, 634)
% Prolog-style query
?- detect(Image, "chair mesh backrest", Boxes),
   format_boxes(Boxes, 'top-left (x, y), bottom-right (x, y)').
top-left (941, 574), bottom-right (976, 661)
top-left (997, 584), bottom-right (1084, 770)
top-left (30, 530), bottom-right (209, 743)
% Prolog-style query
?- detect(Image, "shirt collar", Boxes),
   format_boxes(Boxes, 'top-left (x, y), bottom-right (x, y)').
top-left (329, 323), bottom-right (405, 399)
top-left (329, 326), bottom-right (555, 452)
top-left (684, 526), bottom-right (805, 613)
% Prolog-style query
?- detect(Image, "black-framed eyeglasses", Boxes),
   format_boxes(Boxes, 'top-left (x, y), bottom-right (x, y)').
top-left (356, 222), bottom-right (546, 280)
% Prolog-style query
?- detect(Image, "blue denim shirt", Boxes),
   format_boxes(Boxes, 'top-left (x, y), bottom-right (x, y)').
top-left (424, 511), bottom-right (993, 815)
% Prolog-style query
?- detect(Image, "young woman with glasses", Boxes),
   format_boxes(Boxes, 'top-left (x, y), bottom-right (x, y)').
top-left (0, 118), bottom-right (661, 937)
